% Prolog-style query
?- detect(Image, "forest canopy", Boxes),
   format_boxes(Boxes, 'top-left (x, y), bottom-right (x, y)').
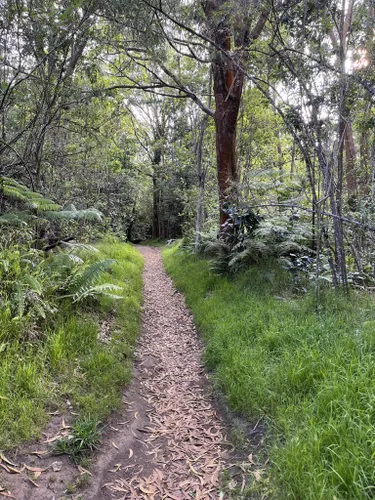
top-left (2, 0), bottom-right (375, 288)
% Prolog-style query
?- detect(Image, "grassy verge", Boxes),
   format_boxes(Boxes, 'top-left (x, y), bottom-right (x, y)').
top-left (163, 243), bottom-right (375, 499)
top-left (0, 241), bottom-right (143, 451)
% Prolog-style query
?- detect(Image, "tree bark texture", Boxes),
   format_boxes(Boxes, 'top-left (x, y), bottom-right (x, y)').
top-left (202, 0), bottom-right (268, 231)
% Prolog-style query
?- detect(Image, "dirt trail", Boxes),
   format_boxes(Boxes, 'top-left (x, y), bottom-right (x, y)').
top-left (0, 246), bottom-right (233, 499)
top-left (87, 246), bottom-right (229, 498)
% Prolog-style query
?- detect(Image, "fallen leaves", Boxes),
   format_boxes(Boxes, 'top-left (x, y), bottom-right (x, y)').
top-left (0, 492), bottom-right (17, 498)
top-left (252, 469), bottom-right (263, 482)
top-left (0, 250), bottom-right (258, 499)
top-left (27, 478), bottom-right (39, 488)
top-left (108, 464), bottom-right (122, 473)
top-left (0, 454), bottom-right (17, 467)
top-left (77, 465), bottom-right (92, 476)
top-left (24, 465), bottom-right (48, 473)
top-left (0, 453), bottom-right (64, 499)
top-left (103, 248), bottom-right (232, 498)
top-left (43, 433), bottom-right (62, 444)
top-left (26, 450), bottom-right (49, 456)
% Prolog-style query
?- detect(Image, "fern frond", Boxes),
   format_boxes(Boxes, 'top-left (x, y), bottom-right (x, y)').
top-left (44, 208), bottom-right (103, 222)
top-left (274, 240), bottom-right (303, 256)
top-left (22, 275), bottom-right (44, 295)
top-left (62, 242), bottom-right (100, 253)
top-left (72, 283), bottom-right (123, 302)
top-left (67, 259), bottom-right (116, 295)
top-left (0, 212), bottom-right (38, 226)
top-left (14, 282), bottom-right (26, 318)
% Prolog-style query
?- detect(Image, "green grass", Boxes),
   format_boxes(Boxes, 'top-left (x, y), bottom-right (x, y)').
top-left (54, 418), bottom-right (100, 462)
top-left (163, 243), bottom-right (375, 499)
top-left (0, 241), bottom-right (143, 450)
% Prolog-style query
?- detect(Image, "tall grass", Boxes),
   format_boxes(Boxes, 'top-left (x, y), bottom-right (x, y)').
top-left (163, 244), bottom-right (375, 499)
top-left (0, 242), bottom-right (143, 449)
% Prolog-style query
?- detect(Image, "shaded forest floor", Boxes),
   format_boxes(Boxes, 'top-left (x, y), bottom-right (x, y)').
top-left (0, 246), bottom-right (253, 499)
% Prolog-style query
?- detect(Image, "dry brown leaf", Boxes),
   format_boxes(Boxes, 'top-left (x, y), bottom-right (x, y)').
top-left (26, 450), bottom-right (48, 456)
top-left (60, 418), bottom-right (71, 430)
top-left (0, 492), bottom-right (17, 499)
top-left (44, 433), bottom-right (61, 443)
top-left (24, 465), bottom-right (47, 473)
top-left (7, 466), bottom-right (24, 474)
top-left (139, 484), bottom-right (156, 494)
top-left (108, 464), bottom-right (122, 473)
top-left (78, 465), bottom-right (92, 476)
top-left (0, 464), bottom-right (9, 473)
top-left (0, 454), bottom-right (17, 467)
top-left (28, 478), bottom-right (39, 487)
top-left (252, 470), bottom-right (262, 482)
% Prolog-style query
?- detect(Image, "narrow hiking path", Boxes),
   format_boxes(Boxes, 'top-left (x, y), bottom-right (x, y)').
top-left (86, 246), bottom-right (230, 498)
top-left (0, 246), bottom-right (236, 499)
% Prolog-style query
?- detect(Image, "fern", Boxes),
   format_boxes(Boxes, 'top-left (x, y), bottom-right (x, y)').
top-left (191, 209), bottom-right (315, 275)
top-left (11, 274), bottom-right (56, 320)
top-left (0, 213), bottom-right (38, 226)
top-left (0, 177), bottom-right (103, 231)
top-left (69, 259), bottom-right (115, 291)
top-left (228, 240), bottom-right (269, 270)
top-left (14, 282), bottom-right (26, 318)
top-left (71, 283), bottom-right (123, 303)
top-left (44, 208), bottom-right (103, 222)
top-left (58, 259), bottom-right (123, 303)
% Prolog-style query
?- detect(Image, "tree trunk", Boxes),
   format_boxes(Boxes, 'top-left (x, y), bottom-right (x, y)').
top-left (203, 0), bottom-right (269, 232)
top-left (344, 121), bottom-right (358, 199)
top-left (212, 34), bottom-right (243, 230)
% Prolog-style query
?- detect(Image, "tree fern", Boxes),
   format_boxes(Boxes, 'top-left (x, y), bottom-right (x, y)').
top-left (44, 208), bottom-right (103, 222)
top-left (1, 176), bottom-right (103, 228)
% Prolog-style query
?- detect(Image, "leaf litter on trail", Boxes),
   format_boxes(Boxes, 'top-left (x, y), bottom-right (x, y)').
top-left (102, 248), bottom-right (233, 498)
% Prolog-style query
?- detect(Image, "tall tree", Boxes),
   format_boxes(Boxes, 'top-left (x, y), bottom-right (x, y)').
top-left (201, 0), bottom-right (269, 229)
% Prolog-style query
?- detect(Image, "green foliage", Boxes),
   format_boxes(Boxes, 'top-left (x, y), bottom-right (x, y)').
top-left (60, 258), bottom-right (123, 302)
top-left (0, 244), bottom-right (126, 321)
top-left (193, 210), bottom-right (314, 277)
top-left (0, 242), bottom-right (143, 450)
top-left (164, 245), bottom-right (375, 499)
top-left (54, 418), bottom-right (100, 462)
top-left (1, 177), bottom-right (60, 212)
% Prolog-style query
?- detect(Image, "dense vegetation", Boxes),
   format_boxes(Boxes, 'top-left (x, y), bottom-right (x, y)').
top-left (0, 240), bottom-right (143, 450)
top-left (3, 0), bottom-right (375, 496)
top-left (164, 243), bottom-right (375, 499)
top-left (3, 0), bottom-right (375, 286)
